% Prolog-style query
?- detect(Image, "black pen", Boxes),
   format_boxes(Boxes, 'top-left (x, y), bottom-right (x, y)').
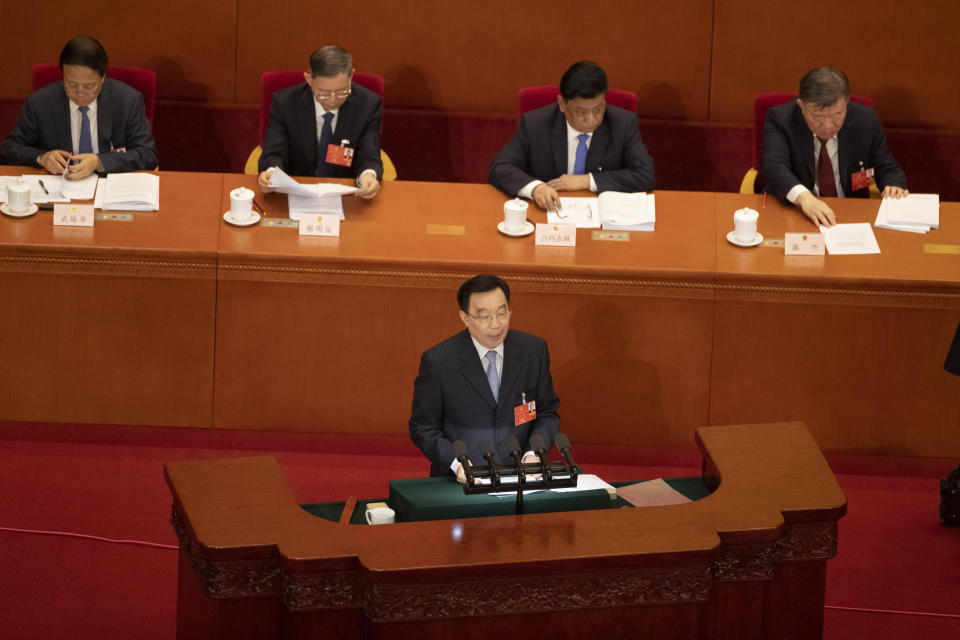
top-left (252, 198), bottom-right (266, 216)
top-left (38, 179), bottom-right (49, 195)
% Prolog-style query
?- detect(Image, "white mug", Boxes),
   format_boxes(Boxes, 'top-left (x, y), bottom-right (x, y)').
top-left (503, 198), bottom-right (528, 232)
top-left (7, 181), bottom-right (31, 213)
top-left (365, 506), bottom-right (395, 525)
top-left (733, 207), bottom-right (759, 243)
top-left (229, 187), bottom-right (254, 220)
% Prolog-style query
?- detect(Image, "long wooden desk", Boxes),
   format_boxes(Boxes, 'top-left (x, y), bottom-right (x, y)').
top-left (2, 169), bottom-right (958, 456)
top-left (0, 169), bottom-right (221, 426)
top-left (165, 421), bottom-right (847, 640)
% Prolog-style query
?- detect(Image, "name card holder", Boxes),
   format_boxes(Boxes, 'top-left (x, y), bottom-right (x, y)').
top-left (299, 214), bottom-right (340, 237)
top-left (785, 232), bottom-right (825, 255)
top-left (535, 223), bottom-right (576, 247)
top-left (53, 203), bottom-right (94, 227)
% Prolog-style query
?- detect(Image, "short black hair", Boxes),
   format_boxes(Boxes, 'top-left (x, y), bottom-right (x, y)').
top-left (309, 45), bottom-right (353, 78)
top-left (59, 36), bottom-right (108, 77)
top-left (457, 275), bottom-right (510, 313)
top-left (559, 61), bottom-right (608, 101)
top-left (798, 67), bottom-right (849, 108)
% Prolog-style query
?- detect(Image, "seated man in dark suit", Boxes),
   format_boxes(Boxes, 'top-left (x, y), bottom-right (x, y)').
top-left (258, 45), bottom-right (382, 199)
top-left (410, 274), bottom-right (560, 481)
top-left (489, 60), bottom-right (654, 212)
top-left (761, 66), bottom-right (907, 227)
top-left (0, 35), bottom-right (157, 179)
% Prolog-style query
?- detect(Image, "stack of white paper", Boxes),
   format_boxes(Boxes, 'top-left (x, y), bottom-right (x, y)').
top-left (819, 222), bottom-right (881, 254)
top-left (268, 167), bottom-right (358, 220)
top-left (100, 173), bottom-right (159, 210)
top-left (599, 192), bottom-right (656, 231)
top-left (874, 194), bottom-right (939, 233)
top-left (549, 192), bottom-right (655, 231)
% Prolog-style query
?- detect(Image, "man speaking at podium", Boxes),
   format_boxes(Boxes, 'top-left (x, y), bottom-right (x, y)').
top-left (409, 275), bottom-right (560, 481)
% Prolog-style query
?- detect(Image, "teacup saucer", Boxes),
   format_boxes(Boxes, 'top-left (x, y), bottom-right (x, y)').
top-left (727, 230), bottom-right (763, 247)
top-left (1, 203), bottom-right (38, 218)
top-left (223, 211), bottom-right (261, 227)
top-left (498, 220), bottom-right (534, 237)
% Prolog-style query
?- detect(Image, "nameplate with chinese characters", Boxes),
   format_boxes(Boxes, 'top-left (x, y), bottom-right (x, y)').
top-left (784, 232), bottom-right (825, 255)
top-left (535, 223), bottom-right (576, 247)
top-left (53, 203), bottom-right (94, 227)
top-left (298, 214), bottom-right (340, 237)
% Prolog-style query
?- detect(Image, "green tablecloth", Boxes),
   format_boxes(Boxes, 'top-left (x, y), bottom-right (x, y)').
top-left (301, 477), bottom-right (709, 525)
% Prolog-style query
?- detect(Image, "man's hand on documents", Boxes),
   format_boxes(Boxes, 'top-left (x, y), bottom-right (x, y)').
top-left (547, 173), bottom-right (590, 192)
top-left (532, 183), bottom-right (561, 212)
top-left (355, 171), bottom-right (380, 199)
top-left (882, 185), bottom-right (909, 199)
top-left (38, 149), bottom-right (72, 175)
top-left (796, 191), bottom-right (837, 228)
top-left (258, 168), bottom-right (276, 193)
top-left (65, 153), bottom-right (101, 180)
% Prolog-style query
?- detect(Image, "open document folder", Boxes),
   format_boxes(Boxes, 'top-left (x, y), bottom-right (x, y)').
top-left (268, 167), bottom-right (358, 220)
top-left (549, 192), bottom-right (655, 231)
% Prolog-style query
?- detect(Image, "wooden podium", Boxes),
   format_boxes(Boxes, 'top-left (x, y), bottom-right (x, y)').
top-left (165, 421), bottom-right (846, 640)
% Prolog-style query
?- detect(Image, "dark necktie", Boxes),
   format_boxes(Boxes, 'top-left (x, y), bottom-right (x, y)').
top-left (78, 106), bottom-right (93, 154)
top-left (315, 112), bottom-right (334, 177)
top-left (573, 133), bottom-right (588, 174)
top-left (817, 137), bottom-right (837, 198)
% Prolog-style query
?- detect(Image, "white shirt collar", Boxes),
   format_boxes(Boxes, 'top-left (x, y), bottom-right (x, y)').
top-left (566, 123), bottom-right (592, 144)
top-left (470, 335), bottom-right (504, 363)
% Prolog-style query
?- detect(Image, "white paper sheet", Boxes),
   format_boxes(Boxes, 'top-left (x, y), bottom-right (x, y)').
top-left (268, 167), bottom-right (358, 198)
top-left (60, 174), bottom-right (99, 201)
top-left (819, 222), bottom-right (881, 255)
top-left (874, 198), bottom-right (930, 234)
top-left (881, 193), bottom-right (939, 229)
top-left (17, 174), bottom-right (69, 203)
top-left (101, 173), bottom-right (159, 211)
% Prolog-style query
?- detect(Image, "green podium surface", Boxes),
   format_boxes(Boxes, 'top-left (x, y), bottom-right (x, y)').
top-left (301, 477), bottom-right (710, 524)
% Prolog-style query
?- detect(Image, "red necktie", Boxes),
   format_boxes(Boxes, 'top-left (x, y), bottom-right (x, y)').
top-left (817, 138), bottom-right (837, 198)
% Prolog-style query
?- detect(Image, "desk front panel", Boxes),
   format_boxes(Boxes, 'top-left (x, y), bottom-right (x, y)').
top-left (0, 170), bottom-right (221, 426)
top-left (213, 177), bottom-right (717, 447)
top-left (711, 194), bottom-right (960, 457)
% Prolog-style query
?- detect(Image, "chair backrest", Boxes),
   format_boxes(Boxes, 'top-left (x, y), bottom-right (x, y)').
top-left (517, 85), bottom-right (638, 121)
top-left (752, 92), bottom-right (875, 169)
top-left (258, 70), bottom-right (385, 144)
top-left (31, 63), bottom-right (157, 126)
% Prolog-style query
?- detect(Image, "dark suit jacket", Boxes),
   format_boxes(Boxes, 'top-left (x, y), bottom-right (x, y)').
top-left (409, 329), bottom-right (560, 478)
top-left (0, 78), bottom-right (157, 173)
top-left (258, 81), bottom-right (383, 179)
top-left (761, 99), bottom-right (906, 201)
top-left (488, 103), bottom-right (655, 196)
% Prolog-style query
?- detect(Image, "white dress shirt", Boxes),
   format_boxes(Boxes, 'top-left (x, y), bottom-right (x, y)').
top-left (786, 134), bottom-right (844, 203)
top-left (69, 99), bottom-right (99, 155)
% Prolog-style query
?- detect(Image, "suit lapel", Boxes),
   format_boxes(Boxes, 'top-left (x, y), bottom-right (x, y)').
top-left (96, 80), bottom-right (113, 151)
top-left (586, 116), bottom-right (610, 172)
top-left (333, 86), bottom-right (356, 145)
top-left (458, 332), bottom-right (497, 410)
top-left (551, 108), bottom-right (567, 177)
top-left (54, 86), bottom-right (72, 152)
top-left (299, 84), bottom-right (318, 170)
top-left (794, 105), bottom-right (816, 186)
top-left (498, 331), bottom-right (521, 415)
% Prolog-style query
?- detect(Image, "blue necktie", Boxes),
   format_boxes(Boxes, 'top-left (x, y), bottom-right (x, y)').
top-left (573, 133), bottom-right (588, 175)
top-left (78, 106), bottom-right (92, 154)
top-left (485, 350), bottom-right (499, 402)
top-left (315, 112), bottom-right (334, 177)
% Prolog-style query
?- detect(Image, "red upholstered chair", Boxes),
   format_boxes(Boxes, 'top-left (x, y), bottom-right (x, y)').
top-left (516, 85), bottom-right (638, 121)
top-left (31, 63), bottom-right (157, 126)
top-left (244, 71), bottom-right (396, 179)
top-left (741, 92), bottom-right (876, 194)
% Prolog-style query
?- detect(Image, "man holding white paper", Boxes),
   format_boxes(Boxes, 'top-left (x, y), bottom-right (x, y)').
top-left (761, 67), bottom-right (907, 228)
top-left (258, 45), bottom-right (382, 199)
top-left (0, 36), bottom-right (157, 180)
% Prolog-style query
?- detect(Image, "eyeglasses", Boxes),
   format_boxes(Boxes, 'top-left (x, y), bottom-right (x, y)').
top-left (64, 79), bottom-right (103, 95)
top-left (313, 88), bottom-right (352, 101)
top-left (469, 309), bottom-right (511, 324)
